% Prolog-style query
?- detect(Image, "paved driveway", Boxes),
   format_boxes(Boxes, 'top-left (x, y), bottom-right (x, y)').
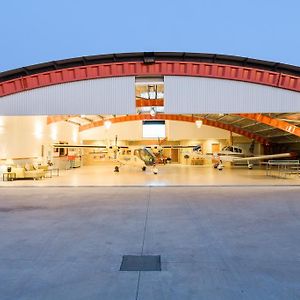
top-left (0, 187), bottom-right (299, 299)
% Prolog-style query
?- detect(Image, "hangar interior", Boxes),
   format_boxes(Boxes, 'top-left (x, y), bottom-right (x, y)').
top-left (0, 52), bottom-right (299, 184)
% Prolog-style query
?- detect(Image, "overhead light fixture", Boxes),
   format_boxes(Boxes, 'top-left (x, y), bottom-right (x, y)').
top-left (195, 120), bottom-right (203, 128)
top-left (150, 107), bottom-right (156, 117)
top-left (104, 120), bottom-right (112, 129)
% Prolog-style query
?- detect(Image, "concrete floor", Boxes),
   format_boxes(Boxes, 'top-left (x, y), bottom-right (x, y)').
top-left (0, 187), bottom-right (300, 299)
top-left (1, 164), bottom-right (300, 187)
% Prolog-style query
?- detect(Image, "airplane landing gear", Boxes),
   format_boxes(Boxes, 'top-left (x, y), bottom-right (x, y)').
top-left (214, 161), bottom-right (223, 170)
top-left (217, 164), bottom-right (223, 170)
top-left (114, 166), bottom-right (119, 172)
top-left (152, 165), bottom-right (158, 174)
top-left (248, 164), bottom-right (253, 169)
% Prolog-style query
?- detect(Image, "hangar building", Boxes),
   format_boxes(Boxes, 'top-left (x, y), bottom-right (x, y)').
top-left (0, 52), bottom-right (299, 184)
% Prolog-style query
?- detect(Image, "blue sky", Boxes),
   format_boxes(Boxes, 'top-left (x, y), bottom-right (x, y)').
top-left (0, 0), bottom-right (299, 71)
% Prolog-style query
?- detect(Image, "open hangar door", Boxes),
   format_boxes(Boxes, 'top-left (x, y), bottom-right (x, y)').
top-left (0, 52), bottom-right (300, 184)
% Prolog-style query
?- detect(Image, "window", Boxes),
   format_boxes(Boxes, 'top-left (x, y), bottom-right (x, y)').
top-left (143, 121), bottom-right (166, 138)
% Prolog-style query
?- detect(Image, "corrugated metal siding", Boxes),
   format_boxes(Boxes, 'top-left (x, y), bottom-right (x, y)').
top-left (0, 77), bottom-right (135, 115)
top-left (164, 76), bottom-right (300, 113)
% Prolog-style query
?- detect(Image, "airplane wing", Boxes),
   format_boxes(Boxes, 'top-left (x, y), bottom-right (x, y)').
top-left (146, 145), bottom-right (200, 150)
top-left (53, 144), bottom-right (107, 149)
top-left (232, 152), bottom-right (292, 162)
top-left (53, 144), bottom-right (128, 149)
top-left (163, 145), bottom-right (199, 149)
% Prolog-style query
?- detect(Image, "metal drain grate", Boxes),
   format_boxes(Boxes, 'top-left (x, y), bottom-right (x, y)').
top-left (120, 255), bottom-right (161, 271)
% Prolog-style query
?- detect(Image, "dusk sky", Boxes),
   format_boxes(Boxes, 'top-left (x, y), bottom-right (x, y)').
top-left (1, 0), bottom-right (299, 71)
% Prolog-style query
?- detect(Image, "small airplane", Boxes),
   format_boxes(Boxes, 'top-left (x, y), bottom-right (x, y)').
top-left (205, 144), bottom-right (292, 170)
top-left (145, 137), bottom-right (202, 164)
top-left (114, 147), bottom-right (157, 173)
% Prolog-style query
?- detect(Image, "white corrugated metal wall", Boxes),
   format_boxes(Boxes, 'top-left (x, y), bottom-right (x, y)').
top-left (1, 75), bottom-right (300, 115)
top-left (164, 76), bottom-right (300, 113)
top-left (0, 77), bottom-right (136, 115)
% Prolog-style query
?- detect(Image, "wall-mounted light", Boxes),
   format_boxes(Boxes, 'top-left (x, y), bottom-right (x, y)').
top-left (72, 129), bottom-right (78, 143)
top-left (34, 121), bottom-right (43, 139)
top-left (150, 107), bottom-right (156, 117)
top-left (104, 120), bottom-right (112, 129)
top-left (0, 116), bottom-right (4, 127)
top-left (195, 120), bottom-right (203, 128)
top-left (50, 125), bottom-right (57, 141)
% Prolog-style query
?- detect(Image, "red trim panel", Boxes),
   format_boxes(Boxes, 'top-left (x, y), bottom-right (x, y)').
top-left (78, 114), bottom-right (269, 145)
top-left (136, 99), bottom-right (164, 107)
top-left (1, 61), bottom-right (300, 97)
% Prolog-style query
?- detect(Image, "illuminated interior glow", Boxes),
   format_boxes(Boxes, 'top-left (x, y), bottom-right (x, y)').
top-left (50, 125), bottom-right (57, 141)
top-left (195, 120), bottom-right (203, 128)
top-left (34, 121), bottom-right (43, 139)
top-left (72, 129), bottom-right (78, 143)
top-left (104, 120), bottom-right (112, 129)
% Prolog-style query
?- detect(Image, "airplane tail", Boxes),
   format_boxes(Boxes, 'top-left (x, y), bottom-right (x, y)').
top-left (192, 145), bottom-right (202, 153)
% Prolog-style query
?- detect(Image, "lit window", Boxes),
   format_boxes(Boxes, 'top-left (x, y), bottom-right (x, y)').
top-left (143, 121), bottom-right (165, 138)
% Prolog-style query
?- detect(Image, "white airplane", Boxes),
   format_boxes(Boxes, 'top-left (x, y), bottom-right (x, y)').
top-left (114, 147), bottom-right (158, 173)
top-left (205, 145), bottom-right (292, 170)
top-left (145, 137), bottom-right (202, 163)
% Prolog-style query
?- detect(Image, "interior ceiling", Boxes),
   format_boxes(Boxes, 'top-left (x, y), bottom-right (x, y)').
top-left (63, 113), bottom-right (300, 144)
top-left (195, 113), bottom-right (300, 144)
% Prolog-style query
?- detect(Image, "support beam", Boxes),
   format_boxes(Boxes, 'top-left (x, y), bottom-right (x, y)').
top-left (47, 115), bottom-right (77, 125)
top-left (238, 113), bottom-right (300, 138)
top-left (79, 114), bottom-right (269, 145)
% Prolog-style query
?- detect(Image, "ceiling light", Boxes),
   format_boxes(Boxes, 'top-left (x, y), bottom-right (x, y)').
top-left (195, 120), bottom-right (203, 128)
top-left (150, 107), bottom-right (156, 117)
top-left (104, 120), bottom-right (112, 129)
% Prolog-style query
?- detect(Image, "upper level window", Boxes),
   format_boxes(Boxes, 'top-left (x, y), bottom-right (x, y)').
top-left (142, 120), bottom-right (165, 138)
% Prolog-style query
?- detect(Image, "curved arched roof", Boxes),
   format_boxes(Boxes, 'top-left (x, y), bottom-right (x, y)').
top-left (1, 52), bottom-right (300, 82)
top-left (1, 52), bottom-right (299, 145)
